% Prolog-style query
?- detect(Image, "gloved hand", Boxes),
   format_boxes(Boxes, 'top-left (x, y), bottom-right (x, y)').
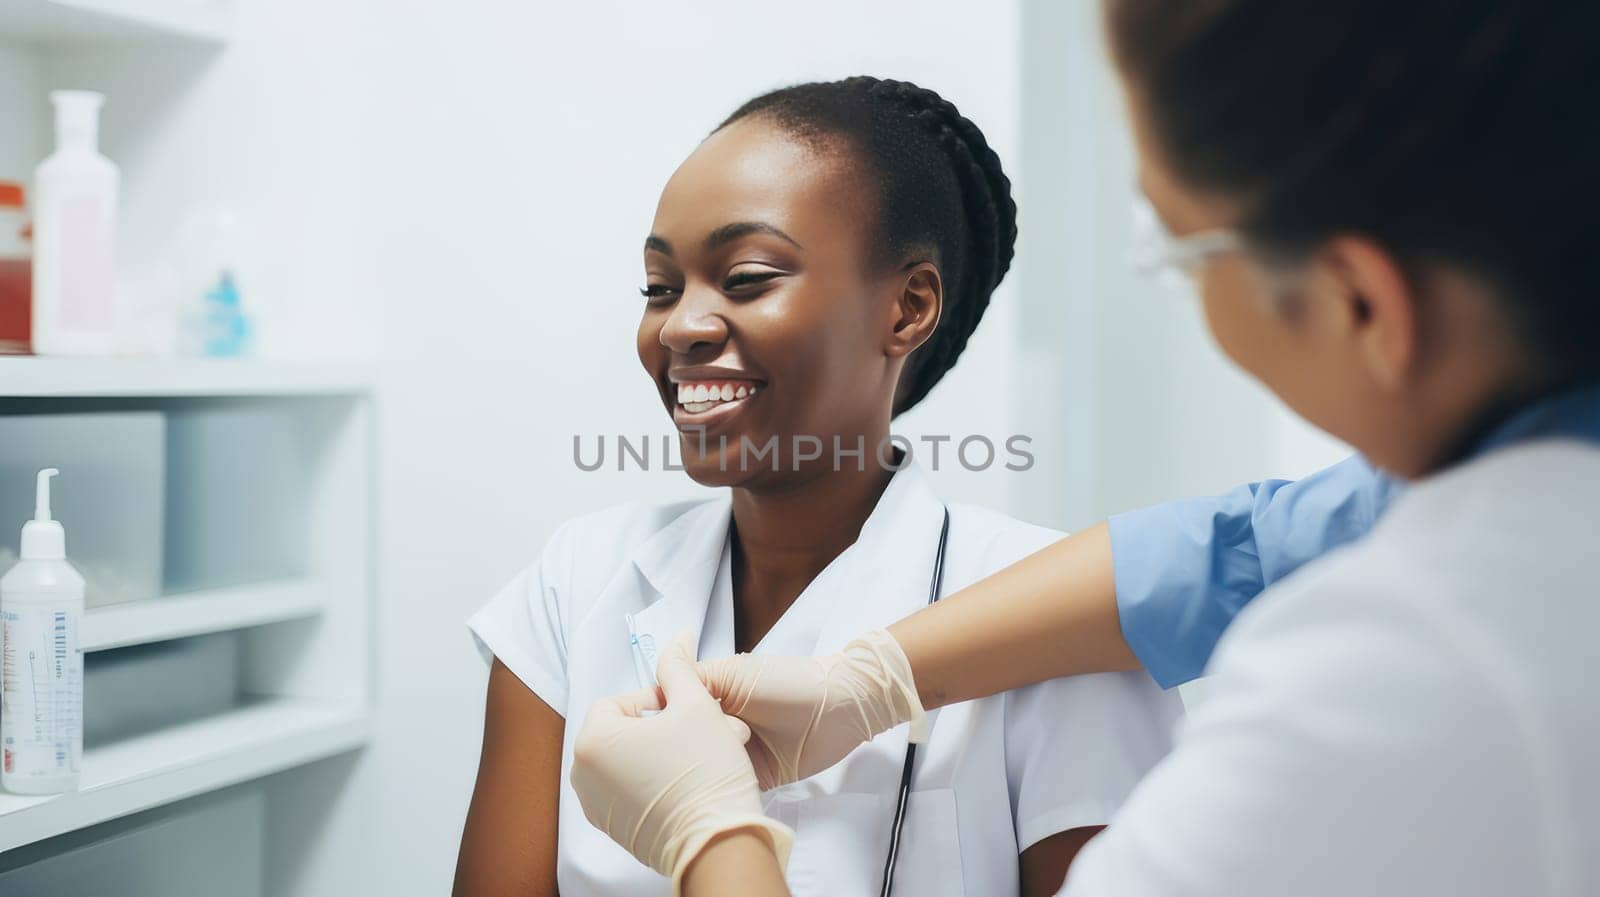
top-left (570, 633), bottom-right (794, 896)
top-left (695, 628), bottom-right (927, 790)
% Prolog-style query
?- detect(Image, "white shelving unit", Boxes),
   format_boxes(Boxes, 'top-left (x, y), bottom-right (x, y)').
top-left (82, 578), bottom-right (328, 652)
top-left (0, 357), bottom-right (375, 861)
top-left (0, 0), bottom-right (229, 46)
top-left (1, 4), bottom-right (378, 892)
top-left (0, 697), bottom-right (369, 852)
top-left (0, 357), bottom-right (374, 398)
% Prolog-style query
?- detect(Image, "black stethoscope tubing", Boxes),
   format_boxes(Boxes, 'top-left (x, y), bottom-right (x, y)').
top-left (879, 505), bottom-right (951, 897)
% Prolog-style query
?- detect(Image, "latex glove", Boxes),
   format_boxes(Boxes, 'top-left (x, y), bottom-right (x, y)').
top-left (570, 633), bottom-right (794, 895)
top-left (696, 628), bottom-right (927, 790)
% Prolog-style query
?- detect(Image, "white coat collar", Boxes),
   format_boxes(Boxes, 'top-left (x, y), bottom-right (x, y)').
top-left (626, 495), bottom-right (732, 670)
top-left (627, 461), bottom-right (947, 667)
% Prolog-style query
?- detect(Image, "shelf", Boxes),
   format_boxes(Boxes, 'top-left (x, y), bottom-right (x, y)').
top-left (0, 357), bottom-right (374, 398)
top-left (83, 579), bottom-right (327, 652)
top-left (0, 698), bottom-right (369, 852)
top-left (0, 0), bottom-right (230, 46)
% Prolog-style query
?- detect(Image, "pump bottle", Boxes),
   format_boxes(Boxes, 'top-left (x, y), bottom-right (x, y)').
top-left (1, 469), bottom-right (86, 794)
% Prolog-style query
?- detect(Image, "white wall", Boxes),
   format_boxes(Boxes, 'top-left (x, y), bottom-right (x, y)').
top-left (1016, 0), bottom-right (1348, 533)
top-left (0, 43), bottom-right (46, 182)
top-left (364, 2), bottom-right (1026, 893)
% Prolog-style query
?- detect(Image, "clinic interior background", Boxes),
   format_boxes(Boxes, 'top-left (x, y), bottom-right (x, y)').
top-left (0, 0), bottom-right (1346, 894)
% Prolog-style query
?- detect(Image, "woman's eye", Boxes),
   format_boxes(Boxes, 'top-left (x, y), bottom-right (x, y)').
top-left (639, 284), bottom-right (679, 303)
top-left (722, 270), bottom-right (784, 291)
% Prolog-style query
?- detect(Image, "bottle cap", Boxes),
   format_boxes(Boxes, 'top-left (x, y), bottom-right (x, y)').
top-left (50, 90), bottom-right (104, 153)
top-left (0, 181), bottom-right (23, 208)
top-left (20, 468), bottom-right (66, 561)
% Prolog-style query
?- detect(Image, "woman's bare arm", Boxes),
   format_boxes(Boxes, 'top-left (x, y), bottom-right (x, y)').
top-left (678, 825), bottom-right (1097, 897)
top-left (453, 659), bottom-right (565, 897)
top-left (1020, 826), bottom-right (1103, 897)
top-left (682, 831), bottom-right (791, 897)
top-left (890, 524), bottom-right (1140, 710)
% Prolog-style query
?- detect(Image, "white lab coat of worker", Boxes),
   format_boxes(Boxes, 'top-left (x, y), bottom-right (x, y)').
top-left (1062, 439), bottom-right (1600, 897)
top-left (470, 461), bottom-right (1182, 896)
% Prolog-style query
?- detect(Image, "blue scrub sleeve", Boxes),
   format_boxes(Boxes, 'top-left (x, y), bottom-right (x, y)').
top-left (1108, 455), bottom-right (1398, 688)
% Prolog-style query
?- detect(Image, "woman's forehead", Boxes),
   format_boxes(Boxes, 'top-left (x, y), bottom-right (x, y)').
top-left (651, 119), bottom-right (868, 248)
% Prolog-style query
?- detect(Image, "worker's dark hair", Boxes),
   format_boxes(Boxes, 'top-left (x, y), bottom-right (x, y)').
top-left (719, 76), bottom-right (1018, 414)
top-left (1106, 0), bottom-right (1600, 378)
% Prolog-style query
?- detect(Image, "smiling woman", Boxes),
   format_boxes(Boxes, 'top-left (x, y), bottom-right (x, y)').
top-left (637, 79), bottom-right (1012, 484)
top-left (453, 76), bottom-right (1181, 897)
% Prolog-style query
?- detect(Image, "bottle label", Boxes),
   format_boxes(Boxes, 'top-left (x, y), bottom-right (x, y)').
top-left (1, 604), bottom-right (83, 780)
top-left (59, 194), bottom-right (113, 330)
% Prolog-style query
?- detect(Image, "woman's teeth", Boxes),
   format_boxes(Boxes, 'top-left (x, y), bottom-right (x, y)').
top-left (677, 380), bottom-right (760, 413)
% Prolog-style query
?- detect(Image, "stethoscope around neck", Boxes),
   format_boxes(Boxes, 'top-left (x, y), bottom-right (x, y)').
top-left (879, 504), bottom-right (950, 897)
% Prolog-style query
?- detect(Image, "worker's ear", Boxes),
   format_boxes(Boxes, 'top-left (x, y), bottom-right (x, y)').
top-left (1316, 236), bottom-right (1418, 393)
top-left (885, 262), bottom-right (942, 359)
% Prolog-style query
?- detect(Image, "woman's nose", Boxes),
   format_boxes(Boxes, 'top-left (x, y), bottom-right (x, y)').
top-left (658, 288), bottom-right (729, 355)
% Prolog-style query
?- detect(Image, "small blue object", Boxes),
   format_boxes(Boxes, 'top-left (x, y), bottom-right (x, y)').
top-left (201, 270), bottom-right (252, 357)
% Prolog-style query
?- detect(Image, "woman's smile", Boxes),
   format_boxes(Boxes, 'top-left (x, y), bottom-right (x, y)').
top-left (671, 377), bottom-right (764, 428)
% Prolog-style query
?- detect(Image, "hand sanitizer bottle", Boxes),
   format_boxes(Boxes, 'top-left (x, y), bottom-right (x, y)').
top-left (1, 469), bottom-right (86, 795)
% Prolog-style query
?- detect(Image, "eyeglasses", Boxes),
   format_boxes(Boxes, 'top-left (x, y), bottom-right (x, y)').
top-left (1127, 194), bottom-right (1243, 284)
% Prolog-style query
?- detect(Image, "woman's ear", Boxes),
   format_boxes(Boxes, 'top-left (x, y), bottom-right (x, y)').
top-left (1318, 236), bottom-right (1418, 392)
top-left (885, 262), bottom-right (943, 359)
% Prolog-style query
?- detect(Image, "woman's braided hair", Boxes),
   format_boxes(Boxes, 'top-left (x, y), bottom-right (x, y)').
top-left (719, 76), bottom-right (1018, 414)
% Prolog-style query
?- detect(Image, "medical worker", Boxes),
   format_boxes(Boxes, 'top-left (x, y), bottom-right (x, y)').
top-left (569, 2), bottom-right (1600, 896)
top-left (456, 77), bottom-right (1184, 897)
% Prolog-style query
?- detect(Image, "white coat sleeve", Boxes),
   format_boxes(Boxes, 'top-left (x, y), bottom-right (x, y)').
top-left (1056, 573), bottom-right (1545, 897)
top-left (466, 520), bottom-right (576, 717)
top-left (1005, 669), bottom-right (1184, 851)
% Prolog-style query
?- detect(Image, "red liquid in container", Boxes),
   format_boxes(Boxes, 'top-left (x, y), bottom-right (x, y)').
top-left (0, 182), bottom-right (30, 354)
top-left (0, 258), bottom-right (29, 354)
